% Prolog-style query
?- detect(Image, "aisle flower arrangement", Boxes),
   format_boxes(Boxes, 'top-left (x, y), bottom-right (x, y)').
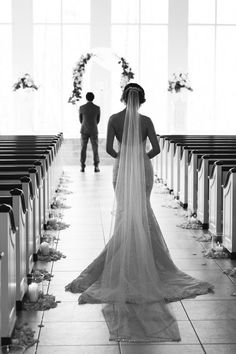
top-left (11, 322), bottom-right (38, 348)
top-left (13, 73), bottom-right (38, 91)
top-left (168, 73), bottom-right (193, 93)
top-left (23, 293), bottom-right (60, 311)
top-left (203, 244), bottom-right (229, 259)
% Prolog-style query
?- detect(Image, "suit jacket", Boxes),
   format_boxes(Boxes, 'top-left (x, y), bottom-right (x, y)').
top-left (79, 102), bottom-right (100, 135)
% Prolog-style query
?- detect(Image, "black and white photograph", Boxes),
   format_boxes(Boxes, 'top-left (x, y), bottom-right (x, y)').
top-left (0, 1), bottom-right (236, 353)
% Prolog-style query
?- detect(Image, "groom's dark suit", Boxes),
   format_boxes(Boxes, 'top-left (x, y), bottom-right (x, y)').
top-left (79, 101), bottom-right (100, 168)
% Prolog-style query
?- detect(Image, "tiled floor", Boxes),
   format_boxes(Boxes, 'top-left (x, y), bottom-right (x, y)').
top-left (22, 163), bottom-right (236, 354)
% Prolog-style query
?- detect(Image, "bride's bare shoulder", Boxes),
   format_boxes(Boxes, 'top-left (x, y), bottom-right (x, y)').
top-left (140, 114), bottom-right (153, 126)
top-left (109, 110), bottom-right (126, 124)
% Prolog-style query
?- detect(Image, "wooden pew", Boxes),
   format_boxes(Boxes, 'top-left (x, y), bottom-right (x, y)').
top-left (172, 140), bottom-right (236, 197)
top-left (0, 150), bottom-right (51, 206)
top-left (197, 155), bottom-right (236, 228)
top-left (0, 204), bottom-right (17, 343)
top-left (222, 168), bottom-right (236, 258)
top-left (0, 170), bottom-right (40, 273)
top-left (0, 163), bottom-right (43, 238)
top-left (0, 181), bottom-right (38, 262)
top-left (187, 149), bottom-right (236, 214)
top-left (0, 146), bottom-right (61, 213)
top-left (0, 157), bottom-right (47, 225)
top-left (178, 147), bottom-right (236, 210)
top-left (0, 192), bottom-right (27, 310)
top-left (160, 135), bottom-right (236, 185)
top-left (0, 132), bottom-right (63, 199)
top-left (209, 160), bottom-right (236, 239)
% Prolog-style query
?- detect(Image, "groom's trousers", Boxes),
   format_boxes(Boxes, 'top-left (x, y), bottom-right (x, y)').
top-left (80, 133), bottom-right (100, 167)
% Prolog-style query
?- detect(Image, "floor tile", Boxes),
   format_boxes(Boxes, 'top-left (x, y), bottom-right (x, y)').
top-left (204, 344), bottom-right (236, 353)
top-left (36, 345), bottom-right (120, 354)
top-left (51, 271), bottom-right (82, 285)
top-left (174, 258), bottom-right (220, 271)
top-left (52, 259), bottom-right (92, 272)
top-left (39, 322), bottom-right (111, 345)
top-left (193, 320), bottom-right (236, 344)
top-left (182, 300), bottom-right (236, 320)
top-left (120, 344), bottom-right (204, 354)
top-left (48, 283), bottom-right (80, 301)
top-left (43, 302), bottom-right (104, 322)
top-left (168, 302), bottom-right (188, 321)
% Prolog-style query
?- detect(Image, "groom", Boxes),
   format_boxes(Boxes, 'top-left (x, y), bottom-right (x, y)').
top-left (79, 92), bottom-right (100, 172)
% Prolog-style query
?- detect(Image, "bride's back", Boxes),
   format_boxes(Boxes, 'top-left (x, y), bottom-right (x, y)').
top-left (109, 109), bottom-right (152, 143)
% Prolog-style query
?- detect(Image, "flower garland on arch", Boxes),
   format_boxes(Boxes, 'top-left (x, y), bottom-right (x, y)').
top-left (68, 53), bottom-right (94, 105)
top-left (118, 57), bottom-right (135, 89)
top-left (68, 53), bottom-right (135, 105)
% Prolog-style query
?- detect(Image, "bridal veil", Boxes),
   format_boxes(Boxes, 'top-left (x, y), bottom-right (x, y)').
top-left (99, 87), bottom-right (180, 342)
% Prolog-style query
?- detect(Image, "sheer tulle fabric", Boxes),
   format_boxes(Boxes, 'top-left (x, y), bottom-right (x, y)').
top-left (99, 91), bottom-right (180, 341)
top-left (65, 90), bottom-right (213, 342)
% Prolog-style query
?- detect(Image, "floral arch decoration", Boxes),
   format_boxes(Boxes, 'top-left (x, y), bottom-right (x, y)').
top-left (68, 53), bottom-right (135, 105)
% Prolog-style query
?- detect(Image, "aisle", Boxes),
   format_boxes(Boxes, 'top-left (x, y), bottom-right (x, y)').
top-left (24, 165), bottom-right (236, 354)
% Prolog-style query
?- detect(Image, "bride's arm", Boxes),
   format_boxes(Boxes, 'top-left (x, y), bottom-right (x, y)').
top-left (146, 118), bottom-right (160, 159)
top-left (106, 116), bottom-right (118, 158)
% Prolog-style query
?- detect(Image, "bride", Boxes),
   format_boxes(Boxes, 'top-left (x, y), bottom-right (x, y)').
top-left (65, 83), bottom-right (213, 342)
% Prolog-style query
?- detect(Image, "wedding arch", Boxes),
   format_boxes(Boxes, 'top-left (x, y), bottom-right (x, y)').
top-left (68, 52), bottom-right (135, 105)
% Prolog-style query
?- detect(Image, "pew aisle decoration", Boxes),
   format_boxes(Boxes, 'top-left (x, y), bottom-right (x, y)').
top-left (41, 232), bottom-right (58, 247)
top-left (11, 322), bottom-right (38, 349)
top-left (28, 282), bottom-right (39, 302)
top-left (154, 180), bottom-right (170, 194)
top-left (23, 293), bottom-right (59, 311)
top-left (176, 215), bottom-right (203, 230)
top-left (45, 217), bottom-right (70, 231)
top-left (161, 195), bottom-right (180, 209)
top-left (37, 246), bottom-right (66, 262)
top-left (203, 245), bottom-right (229, 259)
top-left (0, 345), bottom-right (25, 353)
top-left (39, 241), bottom-right (50, 256)
top-left (46, 172), bottom-right (72, 230)
top-left (23, 268), bottom-right (59, 311)
top-left (194, 233), bottom-right (212, 242)
top-left (23, 170), bottom-right (70, 312)
top-left (32, 268), bottom-right (54, 282)
top-left (51, 197), bottom-right (71, 210)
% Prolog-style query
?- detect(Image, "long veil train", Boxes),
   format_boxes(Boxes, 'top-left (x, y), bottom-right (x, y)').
top-left (65, 88), bottom-right (213, 342)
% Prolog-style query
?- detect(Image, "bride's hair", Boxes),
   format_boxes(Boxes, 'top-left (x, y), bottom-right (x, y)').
top-left (121, 83), bottom-right (146, 105)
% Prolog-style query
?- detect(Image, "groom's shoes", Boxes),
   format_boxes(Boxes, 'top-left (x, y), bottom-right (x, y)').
top-left (94, 166), bottom-right (100, 173)
top-left (81, 166), bottom-right (85, 172)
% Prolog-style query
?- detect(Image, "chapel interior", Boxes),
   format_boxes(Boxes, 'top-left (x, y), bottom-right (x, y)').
top-left (0, 1), bottom-right (236, 353)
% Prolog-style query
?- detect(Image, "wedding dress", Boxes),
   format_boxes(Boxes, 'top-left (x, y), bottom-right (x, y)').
top-left (65, 88), bottom-right (213, 342)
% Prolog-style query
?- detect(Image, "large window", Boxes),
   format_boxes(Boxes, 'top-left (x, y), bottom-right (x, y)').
top-left (188, 0), bottom-right (236, 133)
top-left (0, 0), bottom-right (12, 134)
top-left (111, 0), bottom-right (168, 133)
top-left (33, 0), bottom-right (90, 136)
